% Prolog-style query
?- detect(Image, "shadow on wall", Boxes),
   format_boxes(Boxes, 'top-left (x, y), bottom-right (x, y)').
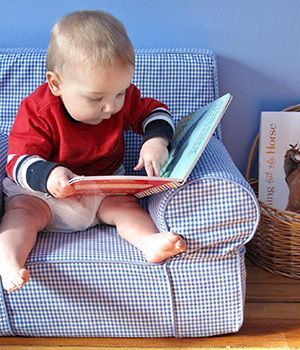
top-left (217, 56), bottom-right (299, 177)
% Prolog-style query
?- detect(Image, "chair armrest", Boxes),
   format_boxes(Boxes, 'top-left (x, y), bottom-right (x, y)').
top-left (148, 136), bottom-right (260, 257)
top-left (0, 133), bottom-right (8, 218)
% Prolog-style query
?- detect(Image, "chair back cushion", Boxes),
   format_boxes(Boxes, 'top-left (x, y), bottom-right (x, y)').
top-left (0, 48), bottom-right (220, 174)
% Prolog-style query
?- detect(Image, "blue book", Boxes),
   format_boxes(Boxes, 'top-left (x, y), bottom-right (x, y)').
top-left (160, 93), bottom-right (232, 179)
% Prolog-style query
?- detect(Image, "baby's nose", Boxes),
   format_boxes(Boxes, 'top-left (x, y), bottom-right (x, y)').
top-left (101, 101), bottom-right (115, 113)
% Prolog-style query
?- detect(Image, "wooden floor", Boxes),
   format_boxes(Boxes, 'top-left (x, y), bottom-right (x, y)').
top-left (1, 259), bottom-right (300, 350)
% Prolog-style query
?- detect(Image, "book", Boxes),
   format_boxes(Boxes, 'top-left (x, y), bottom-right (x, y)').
top-left (258, 111), bottom-right (300, 212)
top-left (69, 93), bottom-right (233, 198)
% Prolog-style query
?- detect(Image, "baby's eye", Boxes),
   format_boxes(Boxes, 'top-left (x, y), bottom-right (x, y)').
top-left (88, 96), bottom-right (103, 102)
top-left (117, 91), bottom-right (126, 98)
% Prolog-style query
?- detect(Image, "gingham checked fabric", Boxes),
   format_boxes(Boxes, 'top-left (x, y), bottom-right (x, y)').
top-left (0, 133), bottom-right (7, 218)
top-left (0, 48), bottom-right (259, 337)
top-left (148, 136), bottom-right (259, 256)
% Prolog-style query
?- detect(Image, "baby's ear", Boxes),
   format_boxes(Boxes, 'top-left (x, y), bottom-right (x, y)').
top-left (46, 71), bottom-right (62, 96)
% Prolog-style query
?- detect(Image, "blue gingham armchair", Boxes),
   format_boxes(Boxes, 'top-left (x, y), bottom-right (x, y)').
top-left (0, 48), bottom-right (259, 338)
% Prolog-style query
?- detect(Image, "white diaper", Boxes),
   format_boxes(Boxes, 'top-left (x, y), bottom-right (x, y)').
top-left (3, 177), bottom-right (104, 232)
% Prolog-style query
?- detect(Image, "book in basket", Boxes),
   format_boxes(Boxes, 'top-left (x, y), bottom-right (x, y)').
top-left (258, 111), bottom-right (300, 212)
top-left (69, 93), bottom-right (233, 198)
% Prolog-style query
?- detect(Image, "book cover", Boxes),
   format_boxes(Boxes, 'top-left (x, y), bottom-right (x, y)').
top-left (69, 93), bottom-right (233, 198)
top-left (69, 176), bottom-right (183, 197)
top-left (258, 111), bottom-right (300, 212)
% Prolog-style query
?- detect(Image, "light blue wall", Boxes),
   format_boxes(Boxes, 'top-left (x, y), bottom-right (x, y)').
top-left (1, 0), bottom-right (300, 174)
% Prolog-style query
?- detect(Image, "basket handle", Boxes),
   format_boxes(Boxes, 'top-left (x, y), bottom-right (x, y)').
top-left (245, 134), bottom-right (259, 181)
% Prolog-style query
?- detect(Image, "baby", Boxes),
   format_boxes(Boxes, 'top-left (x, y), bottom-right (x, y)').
top-left (0, 10), bottom-right (186, 292)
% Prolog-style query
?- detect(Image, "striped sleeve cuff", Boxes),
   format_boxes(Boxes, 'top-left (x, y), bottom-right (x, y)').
top-left (142, 108), bottom-right (175, 145)
top-left (142, 108), bottom-right (175, 133)
top-left (13, 155), bottom-right (60, 193)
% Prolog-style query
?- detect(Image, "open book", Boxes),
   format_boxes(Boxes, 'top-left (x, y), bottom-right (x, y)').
top-left (69, 93), bottom-right (232, 198)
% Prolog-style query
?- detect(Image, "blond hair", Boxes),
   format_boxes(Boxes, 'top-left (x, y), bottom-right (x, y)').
top-left (46, 10), bottom-right (135, 76)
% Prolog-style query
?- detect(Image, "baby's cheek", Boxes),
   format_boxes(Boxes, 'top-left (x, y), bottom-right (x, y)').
top-left (115, 99), bottom-right (125, 114)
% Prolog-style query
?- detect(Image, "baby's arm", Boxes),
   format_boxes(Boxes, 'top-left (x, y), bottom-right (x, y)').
top-left (124, 85), bottom-right (175, 176)
top-left (134, 116), bottom-right (174, 176)
top-left (134, 137), bottom-right (169, 176)
top-left (7, 153), bottom-right (76, 198)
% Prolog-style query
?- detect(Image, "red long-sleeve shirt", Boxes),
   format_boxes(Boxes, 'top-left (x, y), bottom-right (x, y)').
top-left (6, 83), bottom-right (174, 193)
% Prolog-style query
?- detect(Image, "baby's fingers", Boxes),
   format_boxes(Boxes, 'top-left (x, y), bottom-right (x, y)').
top-left (134, 157), bottom-right (144, 172)
top-left (49, 183), bottom-right (74, 198)
top-left (47, 176), bottom-right (74, 198)
top-left (144, 161), bottom-right (158, 177)
top-left (134, 157), bottom-right (161, 176)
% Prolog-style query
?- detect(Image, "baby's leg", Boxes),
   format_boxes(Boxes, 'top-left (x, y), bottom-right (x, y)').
top-left (97, 196), bottom-right (186, 263)
top-left (0, 195), bottom-right (51, 292)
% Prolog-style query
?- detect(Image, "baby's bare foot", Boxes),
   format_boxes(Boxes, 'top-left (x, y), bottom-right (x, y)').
top-left (143, 232), bottom-right (186, 263)
top-left (1, 267), bottom-right (30, 292)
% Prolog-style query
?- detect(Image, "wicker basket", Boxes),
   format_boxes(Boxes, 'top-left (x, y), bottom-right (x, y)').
top-left (245, 104), bottom-right (300, 279)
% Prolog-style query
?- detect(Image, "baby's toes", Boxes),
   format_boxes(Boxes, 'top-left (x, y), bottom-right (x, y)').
top-left (167, 232), bottom-right (182, 243)
top-left (2, 278), bottom-right (18, 293)
top-left (16, 269), bottom-right (29, 288)
top-left (175, 238), bottom-right (186, 252)
top-left (3, 268), bottom-right (30, 292)
top-left (167, 232), bottom-right (186, 251)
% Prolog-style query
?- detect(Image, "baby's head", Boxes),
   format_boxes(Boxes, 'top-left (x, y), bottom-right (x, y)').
top-left (46, 10), bottom-right (135, 125)
top-left (47, 10), bottom-right (135, 77)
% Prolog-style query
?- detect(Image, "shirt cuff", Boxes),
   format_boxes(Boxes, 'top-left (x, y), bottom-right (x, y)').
top-left (142, 119), bottom-right (174, 146)
top-left (26, 160), bottom-right (61, 193)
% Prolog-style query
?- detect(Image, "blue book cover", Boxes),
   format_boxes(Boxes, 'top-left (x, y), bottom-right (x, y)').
top-left (160, 93), bottom-right (232, 179)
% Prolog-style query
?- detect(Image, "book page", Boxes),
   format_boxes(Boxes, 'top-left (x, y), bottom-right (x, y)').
top-left (160, 93), bottom-right (232, 179)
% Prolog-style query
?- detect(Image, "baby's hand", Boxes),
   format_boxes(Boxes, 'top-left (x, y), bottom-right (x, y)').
top-left (46, 166), bottom-right (77, 198)
top-left (134, 137), bottom-right (169, 176)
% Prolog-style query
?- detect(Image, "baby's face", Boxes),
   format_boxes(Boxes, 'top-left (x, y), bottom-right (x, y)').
top-left (59, 64), bottom-right (134, 125)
